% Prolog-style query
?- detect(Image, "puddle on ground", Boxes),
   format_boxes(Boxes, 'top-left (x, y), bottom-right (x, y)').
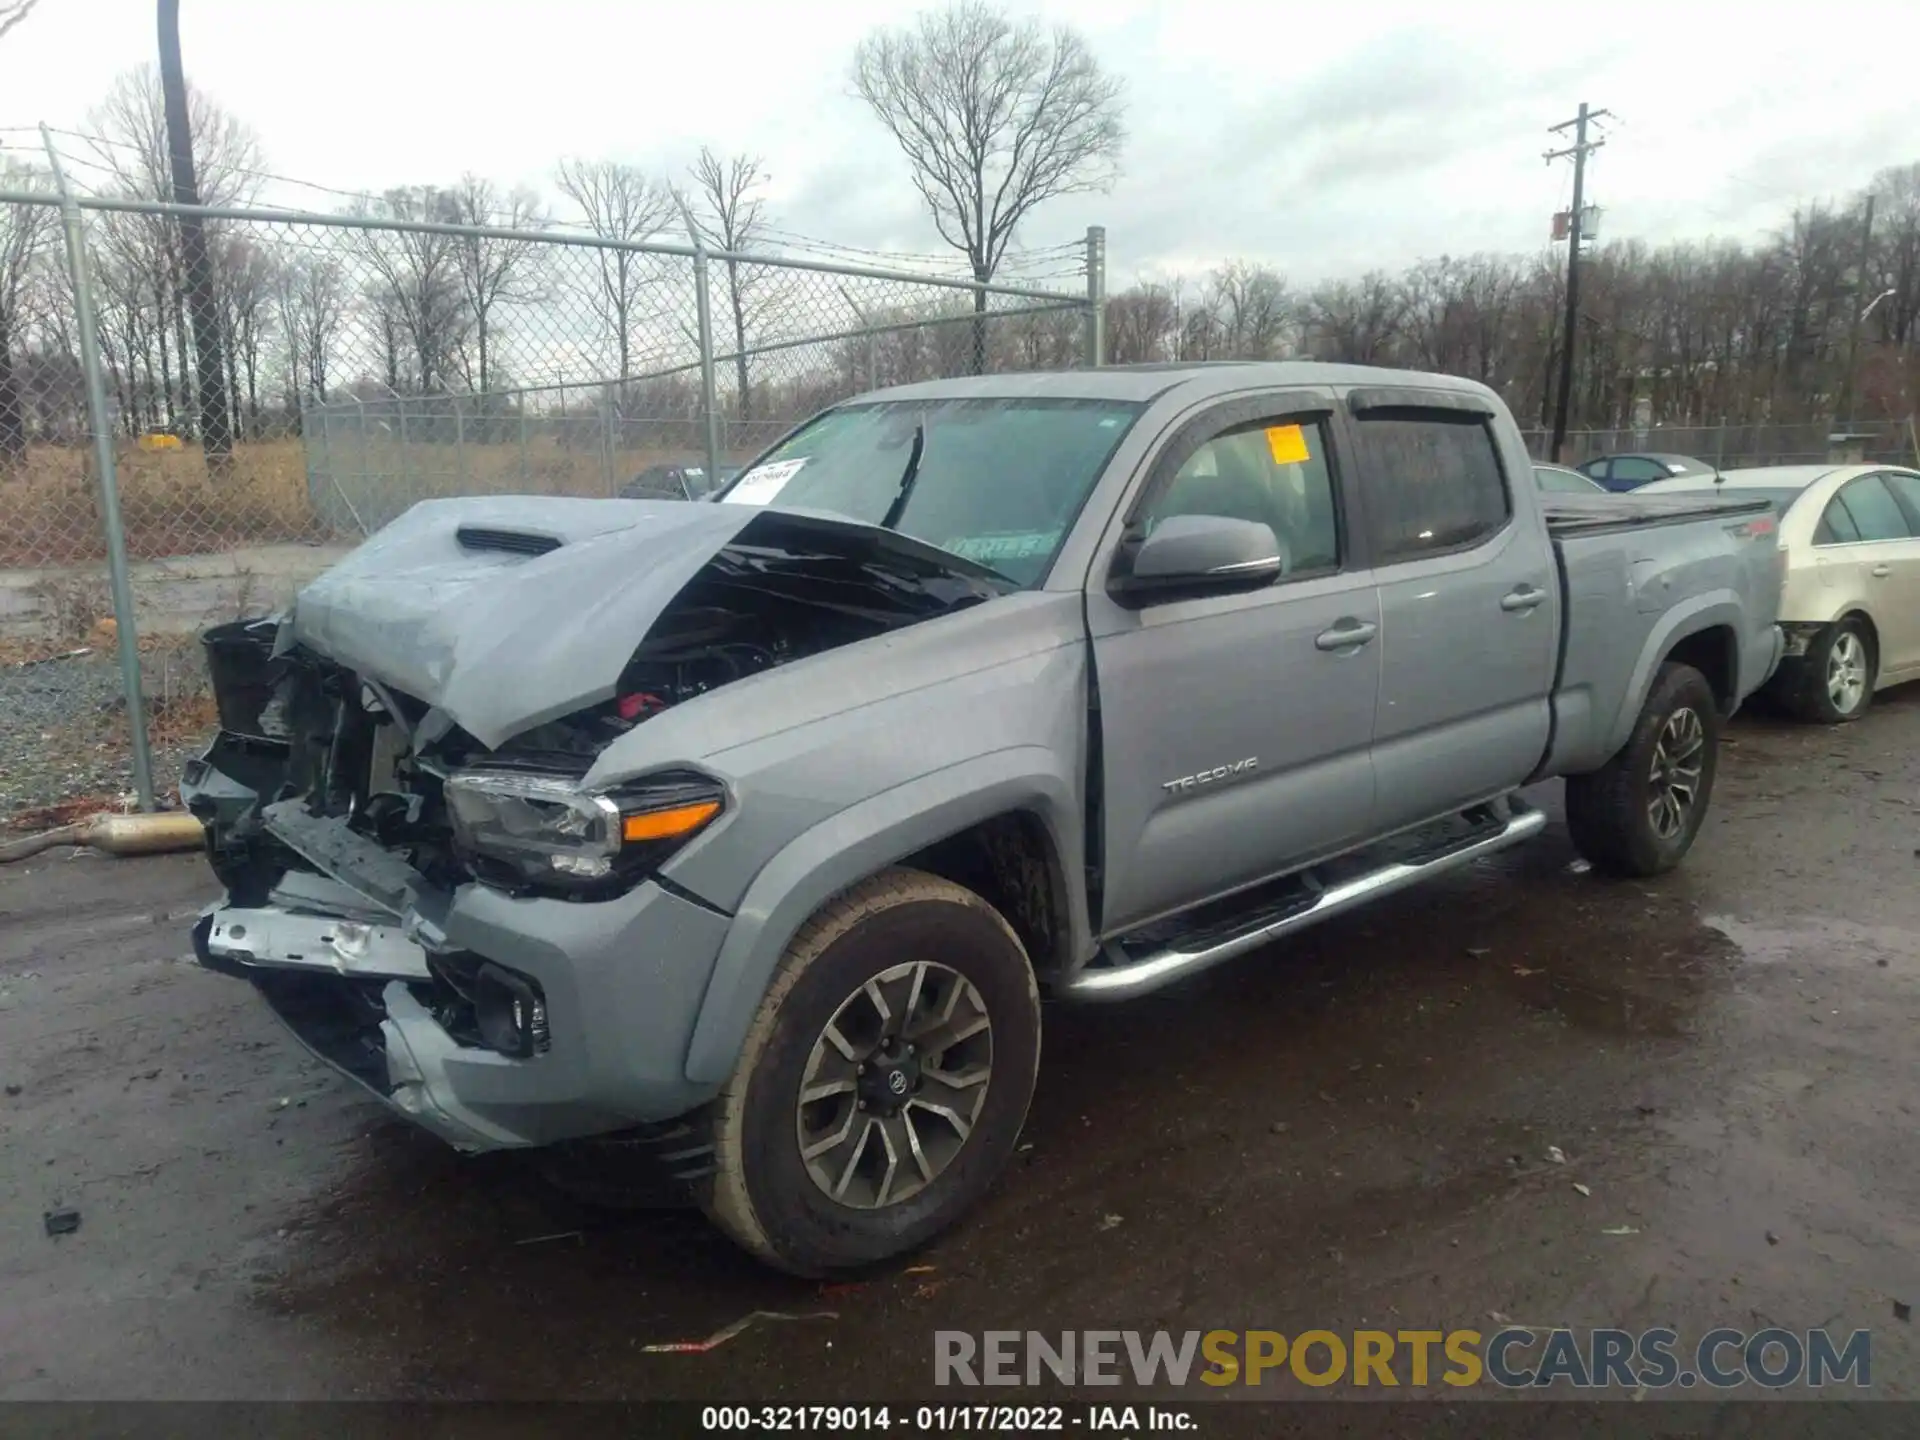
top-left (1703, 914), bottom-right (1914, 971)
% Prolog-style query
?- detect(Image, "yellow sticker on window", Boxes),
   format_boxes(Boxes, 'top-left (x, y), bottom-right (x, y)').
top-left (1266, 423), bottom-right (1311, 465)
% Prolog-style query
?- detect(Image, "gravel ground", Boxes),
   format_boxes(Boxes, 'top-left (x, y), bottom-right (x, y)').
top-left (0, 647), bottom-right (209, 822)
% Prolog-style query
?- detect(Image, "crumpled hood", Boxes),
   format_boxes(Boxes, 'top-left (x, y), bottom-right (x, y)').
top-left (284, 494), bottom-right (1007, 750)
top-left (287, 496), bottom-right (769, 748)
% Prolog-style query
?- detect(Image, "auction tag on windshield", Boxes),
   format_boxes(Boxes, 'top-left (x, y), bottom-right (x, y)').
top-left (721, 457), bottom-right (807, 506)
top-left (1265, 424), bottom-right (1310, 465)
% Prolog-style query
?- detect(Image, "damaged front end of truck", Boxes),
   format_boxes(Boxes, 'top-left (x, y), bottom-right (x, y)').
top-left (182, 495), bottom-right (1011, 1151)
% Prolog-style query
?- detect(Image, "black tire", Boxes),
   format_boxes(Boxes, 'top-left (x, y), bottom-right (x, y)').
top-left (1772, 617), bottom-right (1876, 724)
top-left (701, 867), bottom-right (1041, 1276)
top-left (1565, 662), bottom-right (1721, 878)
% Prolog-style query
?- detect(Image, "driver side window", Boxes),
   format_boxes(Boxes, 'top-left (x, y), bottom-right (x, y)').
top-left (1139, 417), bottom-right (1340, 577)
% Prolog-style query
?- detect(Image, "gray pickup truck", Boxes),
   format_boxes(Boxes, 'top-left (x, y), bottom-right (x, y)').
top-left (183, 362), bottom-right (1783, 1274)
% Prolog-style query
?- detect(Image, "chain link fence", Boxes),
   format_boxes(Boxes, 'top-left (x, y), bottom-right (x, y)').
top-left (1522, 419), bottom-right (1920, 471)
top-left (0, 161), bottom-right (1097, 825)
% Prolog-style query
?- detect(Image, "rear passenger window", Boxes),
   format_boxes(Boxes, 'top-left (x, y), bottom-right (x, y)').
top-left (1352, 410), bottom-right (1511, 561)
top-left (1816, 500), bottom-right (1862, 545)
top-left (1833, 475), bottom-right (1910, 542)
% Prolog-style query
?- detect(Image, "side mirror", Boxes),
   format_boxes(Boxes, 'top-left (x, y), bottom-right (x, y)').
top-left (1109, 514), bottom-right (1284, 606)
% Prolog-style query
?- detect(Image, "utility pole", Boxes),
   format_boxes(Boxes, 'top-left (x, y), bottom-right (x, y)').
top-left (1545, 103), bottom-right (1609, 463)
top-left (158, 0), bottom-right (236, 477)
top-left (1835, 193), bottom-right (1877, 427)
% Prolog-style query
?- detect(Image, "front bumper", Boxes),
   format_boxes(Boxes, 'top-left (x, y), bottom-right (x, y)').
top-left (187, 762), bottom-right (733, 1153)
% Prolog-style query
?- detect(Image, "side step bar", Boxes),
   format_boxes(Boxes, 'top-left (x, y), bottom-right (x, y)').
top-left (1057, 802), bottom-right (1548, 1002)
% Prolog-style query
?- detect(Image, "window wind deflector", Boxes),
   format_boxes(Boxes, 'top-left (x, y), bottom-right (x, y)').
top-left (1346, 387), bottom-right (1496, 418)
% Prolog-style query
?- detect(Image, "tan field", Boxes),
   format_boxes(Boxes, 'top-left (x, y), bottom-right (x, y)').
top-left (0, 436), bottom-right (719, 567)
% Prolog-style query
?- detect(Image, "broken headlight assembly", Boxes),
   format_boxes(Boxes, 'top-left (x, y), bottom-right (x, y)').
top-left (443, 768), bottom-right (723, 895)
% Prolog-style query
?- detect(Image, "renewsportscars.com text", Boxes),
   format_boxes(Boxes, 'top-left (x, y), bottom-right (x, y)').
top-left (933, 1327), bottom-right (1872, 1391)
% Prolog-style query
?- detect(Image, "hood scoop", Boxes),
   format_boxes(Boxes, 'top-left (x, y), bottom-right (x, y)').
top-left (456, 525), bottom-right (562, 557)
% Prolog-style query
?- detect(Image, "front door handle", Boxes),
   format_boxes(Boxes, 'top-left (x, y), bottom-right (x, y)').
top-left (1871, 563), bottom-right (1891, 578)
top-left (1501, 585), bottom-right (1547, 613)
top-left (1314, 619), bottom-right (1377, 651)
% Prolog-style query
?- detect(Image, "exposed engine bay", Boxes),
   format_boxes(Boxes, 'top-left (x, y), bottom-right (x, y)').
top-left (182, 504), bottom-right (1013, 1088)
top-left (188, 516), bottom-right (1010, 907)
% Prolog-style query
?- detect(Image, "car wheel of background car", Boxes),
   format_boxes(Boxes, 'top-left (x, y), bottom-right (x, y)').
top-left (701, 867), bottom-right (1041, 1276)
top-left (1564, 661), bottom-right (1721, 878)
top-left (1775, 618), bottom-right (1876, 725)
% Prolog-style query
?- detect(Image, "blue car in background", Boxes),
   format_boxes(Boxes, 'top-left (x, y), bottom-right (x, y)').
top-left (1576, 452), bottom-right (1716, 493)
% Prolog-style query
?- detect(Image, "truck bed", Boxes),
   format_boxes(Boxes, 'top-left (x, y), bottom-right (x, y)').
top-left (1541, 491), bottom-right (1774, 536)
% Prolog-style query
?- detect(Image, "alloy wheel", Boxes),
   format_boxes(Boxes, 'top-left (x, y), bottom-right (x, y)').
top-left (794, 960), bottom-right (994, 1210)
top-left (1827, 631), bottom-right (1869, 715)
top-left (1647, 706), bottom-right (1706, 841)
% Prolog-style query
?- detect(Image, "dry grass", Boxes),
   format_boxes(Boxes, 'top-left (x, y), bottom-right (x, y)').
top-left (0, 440), bottom-right (325, 566)
top-left (0, 436), bottom-right (713, 566)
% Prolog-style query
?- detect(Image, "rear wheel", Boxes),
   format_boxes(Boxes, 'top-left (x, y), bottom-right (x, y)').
top-left (1566, 662), bottom-right (1720, 877)
top-left (701, 868), bottom-right (1041, 1276)
top-left (1774, 618), bottom-right (1875, 724)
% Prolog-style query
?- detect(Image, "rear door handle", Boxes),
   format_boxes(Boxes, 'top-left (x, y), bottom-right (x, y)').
top-left (1314, 619), bottom-right (1377, 651)
top-left (1871, 563), bottom-right (1891, 578)
top-left (1501, 585), bottom-right (1547, 613)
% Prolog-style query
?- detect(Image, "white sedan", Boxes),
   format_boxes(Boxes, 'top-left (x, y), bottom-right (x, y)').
top-left (1639, 463), bottom-right (1920, 722)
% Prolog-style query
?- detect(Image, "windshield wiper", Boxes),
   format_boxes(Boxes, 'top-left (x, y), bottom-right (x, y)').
top-left (878, 417), bottom-right (925, 531)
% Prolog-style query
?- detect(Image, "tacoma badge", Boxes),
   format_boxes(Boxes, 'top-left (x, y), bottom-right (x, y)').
top-left (1161, 757), bottom-right (1259, 794)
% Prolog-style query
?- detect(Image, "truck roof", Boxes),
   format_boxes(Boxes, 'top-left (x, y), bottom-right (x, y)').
top-left (860, 361), bottom-right (1497, 407)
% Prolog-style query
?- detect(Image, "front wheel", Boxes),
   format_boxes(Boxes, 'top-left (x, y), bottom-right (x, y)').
top-left (1565, 661), bottom-right (1720, 878)
top-left (701, 868), bottom-right (1041, 1276)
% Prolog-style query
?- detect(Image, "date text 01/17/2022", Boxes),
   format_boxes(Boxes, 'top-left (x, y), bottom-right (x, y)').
top-left (699, 1405), bottom-right (1196, 1431)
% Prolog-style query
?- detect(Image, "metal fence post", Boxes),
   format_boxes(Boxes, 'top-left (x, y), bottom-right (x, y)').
top-left (396, 393), bottom-right (410, 505)
top-left (353, 397), bottom-right (372, 521)
top-left (519, 402), bottom-right (530, 487)
top-left (678, 199), bottom-right (724, 484)
top-left (1083, 225), bottom-right (1107, 369)
top-left (41, 126), bottom-right (156, 811)
top-left (601, 389), bottom-right (616, 496)
top-left (454, 395), bottom-right (467, 492)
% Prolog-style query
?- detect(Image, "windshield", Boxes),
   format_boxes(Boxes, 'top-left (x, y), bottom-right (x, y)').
top-left (714, 397), bottom-right (1145, 586)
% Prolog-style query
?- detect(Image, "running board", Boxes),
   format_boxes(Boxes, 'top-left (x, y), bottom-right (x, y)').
top-left (1057, 801), bottom-right (1548, 1002)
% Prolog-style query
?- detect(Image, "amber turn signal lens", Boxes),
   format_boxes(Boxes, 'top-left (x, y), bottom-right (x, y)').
top-left (621, 800), bottom-right (721, 843)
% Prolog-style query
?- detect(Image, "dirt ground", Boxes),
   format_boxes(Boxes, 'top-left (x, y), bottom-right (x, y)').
top-left (3, 693), bottom-right (1919, 1416)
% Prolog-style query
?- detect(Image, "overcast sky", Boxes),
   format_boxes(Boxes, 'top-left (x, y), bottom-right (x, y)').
top-left (5, 0), bottom-right (1918, 288)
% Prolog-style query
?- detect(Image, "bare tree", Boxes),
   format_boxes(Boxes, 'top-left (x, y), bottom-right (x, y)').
top-left (555, 159), bottom-right (674, 389)
top-left (1104, 280), bottom-right (1179, 364)
top-left (273, 256), bottom-right (344, 406)
top-left (1209, 260), bottom-right (1293, 359)
top-left (688, 148), bottom-right (779, 425)
top-left (447, 175), bottom-right (545, 396)
top-left (214, 233), bottom-right (275, 434)
top-left (86, 65), bottom-right (261, 442)
top-left (0, 165), bottom-right (54, 467)
top-left (852, 0), bottom-right (1125, 372)
top-left (1303, 273), bottom-right (1407, 365)
top-left (353, 187), bottom-right (468, 393)
top-left (0, 0), bottom-right (41, 41)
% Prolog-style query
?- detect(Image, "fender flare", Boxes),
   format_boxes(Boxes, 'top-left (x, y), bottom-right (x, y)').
top-left (1601, 590), bottom-right (1744, 757)
top-left (681, 747), bottom-right (1083, 1084)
